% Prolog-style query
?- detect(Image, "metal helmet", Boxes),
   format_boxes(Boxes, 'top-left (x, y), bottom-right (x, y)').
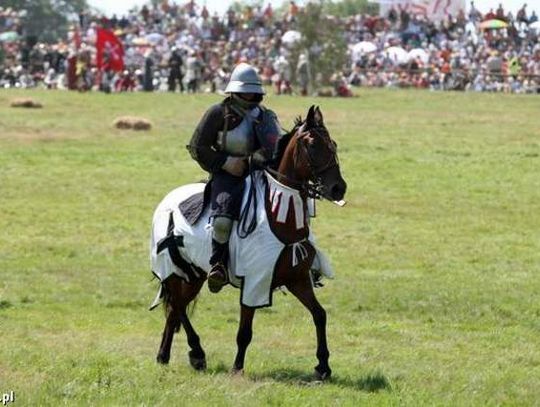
top-left (224, 63), bottom-right (265, 94)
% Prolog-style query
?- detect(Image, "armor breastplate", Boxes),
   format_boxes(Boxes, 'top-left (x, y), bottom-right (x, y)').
top-left (217, 111), bottom-right (257, 157)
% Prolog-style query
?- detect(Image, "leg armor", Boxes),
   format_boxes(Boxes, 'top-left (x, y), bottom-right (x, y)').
top-left (210, 216), bottom-right (233, 266)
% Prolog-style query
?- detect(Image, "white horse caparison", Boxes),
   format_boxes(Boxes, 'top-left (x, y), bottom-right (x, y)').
top-left (150, 106), bottom-right (347, 379)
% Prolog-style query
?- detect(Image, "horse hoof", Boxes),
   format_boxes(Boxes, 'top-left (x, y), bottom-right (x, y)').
top-left (156, 354), bottom-right (170, 365)
top-left (188, 350), bottom-right (206, 370)
top-left (189, 356), bottom-right (207, 371)
top-left (314, 366), bottom-right (331, 381)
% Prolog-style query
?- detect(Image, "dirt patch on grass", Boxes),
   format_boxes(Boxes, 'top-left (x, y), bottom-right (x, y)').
top-left (10, 98), bottom-right (43, 108)
top-left (113, 116), bottom-right (152, 131)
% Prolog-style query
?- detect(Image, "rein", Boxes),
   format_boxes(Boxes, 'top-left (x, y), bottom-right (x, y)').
top-left (237, 120), bottom-right (340, 238)
top-left (237, 156), bottom-right (259, 239)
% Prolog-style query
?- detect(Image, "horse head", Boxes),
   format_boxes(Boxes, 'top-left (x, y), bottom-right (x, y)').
top-left (277, 105), bottom-right (347, 202)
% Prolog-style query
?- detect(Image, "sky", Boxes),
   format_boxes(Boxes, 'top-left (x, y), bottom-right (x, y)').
top-left (87, 0), bottom-right (539, 17)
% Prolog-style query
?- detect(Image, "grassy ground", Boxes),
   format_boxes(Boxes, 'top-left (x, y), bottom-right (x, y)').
top-left (0, 89), bottom-right (539, 406)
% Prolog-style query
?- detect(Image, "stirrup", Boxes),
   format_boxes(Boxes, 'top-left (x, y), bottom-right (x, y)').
top-left (208, 263), bottom-right (227, 293)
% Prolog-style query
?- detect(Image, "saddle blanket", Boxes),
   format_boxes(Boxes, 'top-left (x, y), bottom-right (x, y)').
top-left (150, 171), bottom-right (333, 308)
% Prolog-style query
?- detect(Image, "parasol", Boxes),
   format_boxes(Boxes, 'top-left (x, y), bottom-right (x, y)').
top-left (407, 48), bottom-right (429, 64)
top-left (385, 46), bottom-right (408, 64)
top-left (281, 30), bottom-right (302, 45)
top-left (351, 41), bottom-right (377, 58)
top-left (479, 19), bottom-right (508, 30)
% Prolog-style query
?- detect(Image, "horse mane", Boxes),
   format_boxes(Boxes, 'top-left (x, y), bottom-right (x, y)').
top-left (270, 116), bottom-right (303, 170)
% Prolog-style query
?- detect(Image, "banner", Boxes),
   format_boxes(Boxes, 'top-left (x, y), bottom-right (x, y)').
top-left (96, 28), bottom-right (124, 72)
top-left (370, 0), bottom-right (465, 21)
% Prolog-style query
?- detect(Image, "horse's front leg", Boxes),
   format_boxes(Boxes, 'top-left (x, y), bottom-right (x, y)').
top-left (287, 278), bottom-right (331, 380)
top-left (232, 305), bottom-right (256, 374)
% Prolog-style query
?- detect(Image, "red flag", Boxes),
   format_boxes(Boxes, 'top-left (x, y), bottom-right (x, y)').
top-left (96, 28), bottom-right (124, 72)
top-left (73, 27), bottom-right (81, 50)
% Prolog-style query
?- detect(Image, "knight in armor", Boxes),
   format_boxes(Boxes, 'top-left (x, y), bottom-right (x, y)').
top-left (187, 63), bottom-right (283, 293)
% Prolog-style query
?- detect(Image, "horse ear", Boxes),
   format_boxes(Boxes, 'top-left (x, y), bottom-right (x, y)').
top-left (306, 105), bottom-right (316, 127)
top-left (314, 106), bottom-right (324, 125)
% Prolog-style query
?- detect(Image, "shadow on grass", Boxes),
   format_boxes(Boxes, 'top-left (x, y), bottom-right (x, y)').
top-left (206, 361), bottom-right (231, 375)
top-left (203, 361), bottom-right (390, 392)
top-left (250, 368), bottom-right (391, 392)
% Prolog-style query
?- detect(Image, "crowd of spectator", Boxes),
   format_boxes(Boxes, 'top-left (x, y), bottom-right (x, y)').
top-left (1, 1), bottom-right (539, 95)
top-left (344, 2), bottom-right (540, 93)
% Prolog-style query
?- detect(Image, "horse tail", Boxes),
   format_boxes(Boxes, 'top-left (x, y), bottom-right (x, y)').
top-left (161, 274), bottom-right (203, 333)
top-left (161, 282), bottom-right (182, 333)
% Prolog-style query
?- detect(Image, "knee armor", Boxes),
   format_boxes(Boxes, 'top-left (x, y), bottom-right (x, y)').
top-left (212, 216), bottom-right (233, 243)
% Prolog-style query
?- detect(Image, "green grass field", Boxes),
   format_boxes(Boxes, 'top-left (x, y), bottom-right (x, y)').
top-left (1, 89), bottom-right (539, 406)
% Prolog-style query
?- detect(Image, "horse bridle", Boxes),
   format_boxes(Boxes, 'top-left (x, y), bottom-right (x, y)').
top-left (298, 126), bottom-right (340, 199)
top-left (240, 125), bottom-right (339, 238)
top-left (297, 126), bottom-right (339, 176)
top-left (266, 125), bottom-right (339, 199)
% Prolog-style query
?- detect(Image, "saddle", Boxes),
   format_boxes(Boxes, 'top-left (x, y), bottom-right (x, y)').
top-left (178, 181), bottom-right (211, 225)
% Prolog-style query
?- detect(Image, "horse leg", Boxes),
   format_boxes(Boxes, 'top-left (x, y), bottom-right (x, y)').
top-left (286, 279), bottom-right (331, 380)
top-left (156, 277), bottom-right (183, 364)
top-left (176, 311), bottom-right (205, 370)
top-left (232, 305), bottom-right (256, 374)
top-left (157, 276), bottom-right (205, 368)
top-left (179, 280), bottom-right (207, 370)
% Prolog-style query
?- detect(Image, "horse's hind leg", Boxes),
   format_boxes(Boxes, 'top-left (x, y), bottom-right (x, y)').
top-left (179, 280), bottom-right (206, 370)
top-left (156, 276), bottom-right (183, 364)
top-left (156, 276), bottom-right (205, 368)
top-left (286, 278), bottom-right (331, 380)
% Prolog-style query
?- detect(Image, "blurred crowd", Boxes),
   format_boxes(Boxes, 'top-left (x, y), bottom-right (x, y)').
top-left (1, 1), bottom-right (539, 95)
top-left (345, 2), bottom-right (540, 93)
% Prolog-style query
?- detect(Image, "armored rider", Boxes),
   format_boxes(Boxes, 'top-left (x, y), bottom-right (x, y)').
top-left (187, 63), bottom-right (283, 293)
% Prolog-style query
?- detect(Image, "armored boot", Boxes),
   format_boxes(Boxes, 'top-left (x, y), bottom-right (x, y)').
top-left (208, 216), bottom-right (233, 293)
top-left (208, 239), bottom-right (229, 293)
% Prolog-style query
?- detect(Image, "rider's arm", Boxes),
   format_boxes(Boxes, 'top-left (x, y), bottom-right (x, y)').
top-left (252, 108), bottom-right (285, 167)
top-left (187, 104), bottom-right (228, 173)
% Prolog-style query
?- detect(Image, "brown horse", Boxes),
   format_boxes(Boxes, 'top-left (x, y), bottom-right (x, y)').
top-left (152, 105), bottom-right (347, 380)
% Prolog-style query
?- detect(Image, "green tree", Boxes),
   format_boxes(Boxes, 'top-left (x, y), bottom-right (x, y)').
top-left (3, 0), bottom-right (88, 42)
top-left (323, 0), bottom-right (378, 17)
top-left (227, 0), bottom-right (264, 14)
top-left (294, 1), bottom-right (348, 88)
